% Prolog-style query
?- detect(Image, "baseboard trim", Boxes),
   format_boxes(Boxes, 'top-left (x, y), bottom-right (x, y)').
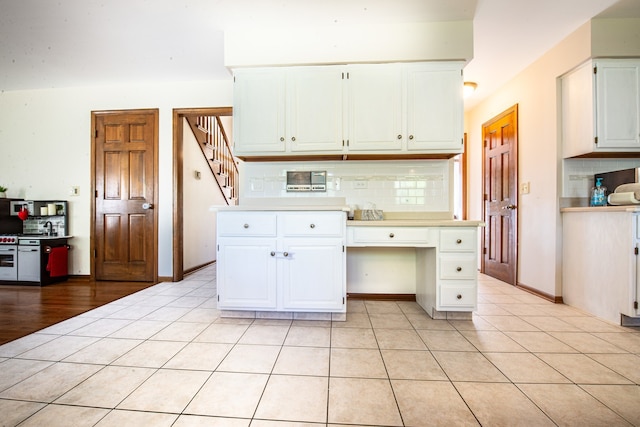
top-left (347, 293), bottom-right (416, 301)
top-left (67, 275), bottom-right (91, 282)
top-left (516, 282), bottom-right (563, 304)
top-left (184, 261), bottom-right (216, 276)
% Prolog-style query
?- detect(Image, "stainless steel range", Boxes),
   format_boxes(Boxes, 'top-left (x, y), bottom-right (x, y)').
top-left (0, 234), bottom-right (18, 281)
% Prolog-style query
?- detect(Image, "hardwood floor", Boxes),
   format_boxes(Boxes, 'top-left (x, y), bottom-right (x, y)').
top-left (0, 278), bottom-right (156, 345)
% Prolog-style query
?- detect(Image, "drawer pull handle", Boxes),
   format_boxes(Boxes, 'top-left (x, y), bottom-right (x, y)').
top-left (456, 267), bottom-right (462, 272)
top-left (456, 239), bottom-right (462, 244)
top-left (243, 224), bottom-right (249, 229)
top-left (389, 233), bottom-right (395, 238)
top-left (283, 252), bottom-right (289, 257)
top-left (457, 294), bottom-right (462, 300)
top-left (310, 224), bottom-right (315, 229)
top-left (270, 251), bottom-right (276, 257)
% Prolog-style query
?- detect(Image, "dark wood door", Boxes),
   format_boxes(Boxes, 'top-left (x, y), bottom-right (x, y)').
top-left (93, 110), bottom-right (158, 281)
top-left (482, 105), bottom-right (518, 285)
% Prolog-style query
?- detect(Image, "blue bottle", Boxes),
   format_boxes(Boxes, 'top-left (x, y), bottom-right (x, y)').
top-left (590, 178), bottom-right (607, 206)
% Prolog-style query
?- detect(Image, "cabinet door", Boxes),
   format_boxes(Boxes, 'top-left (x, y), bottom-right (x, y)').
top-left (595, 61), bottom-right (640, 150)
top-left (281, 238), bottom-right (345, 311)
top-left (217, 238), bottom-right (277, 309)
top-left (561, 61), bottom-right (595, 158)
top-left (233, 68), bottom-right (286, 154)
top-left (288, 66), bottom-right (345, 152)
top-left (347, 64), bottom-right (403, 151)
top-left (406, 63), bottom-right (463, 152)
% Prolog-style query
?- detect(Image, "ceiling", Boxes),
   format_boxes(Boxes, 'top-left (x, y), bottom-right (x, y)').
top-left (1, 0), bottom-right (639, 109)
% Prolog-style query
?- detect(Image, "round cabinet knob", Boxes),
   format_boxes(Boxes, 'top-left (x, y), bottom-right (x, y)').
top-left (283, 252), bottom-right (289, 257)
top-left (456, 239), bottom-right (462, 244)
top-left (389, 233), bottom-right (395, 238)
top-left (456, 294), bottom-right (462, 300)
top-left (280, 137), bottom-right (285, 142)
top-left (409, 135), bottom-right (414, 140)
top-left (456, 267), bottom-right (462, 272)
top-left (397, 134), bottom-right (402, 140)
top-left (291, 136), bottom-right (296, 142)
top-left (270, 251), bottom-right (276, 257)
top-left (243, 224), bottom-right (249, 229)
top-left (310, 224), bottom-right (315, 229)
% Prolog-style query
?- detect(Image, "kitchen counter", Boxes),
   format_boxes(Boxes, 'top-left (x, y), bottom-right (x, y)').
top-left (215, 205), bottom-right (349, 212)
top-left (348, 219), bottom-right (484, 227)
top-left (18, 235), bottom-right (74, 240)
top-left (561, 206), bottom-right (640, 213)
top-left (562, 208), bottom-right (640, 325)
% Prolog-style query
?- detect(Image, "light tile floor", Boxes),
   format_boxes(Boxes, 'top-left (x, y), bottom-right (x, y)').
top-left (1, 265), bottom-right (640, 426)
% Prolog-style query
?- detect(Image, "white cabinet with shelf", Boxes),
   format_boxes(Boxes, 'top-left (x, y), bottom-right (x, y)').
top-left (561, 59), bottom-right (640, 158)
top-left (216, 210), bottom-right (346, 314)
top-left (233, 61), bottom-right (464, 158)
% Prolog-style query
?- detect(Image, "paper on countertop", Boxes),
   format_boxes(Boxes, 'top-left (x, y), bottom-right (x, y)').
top-left (614, 182), bottom-right (640, 200)
top-left (608, 192), bottom-right (640, 206)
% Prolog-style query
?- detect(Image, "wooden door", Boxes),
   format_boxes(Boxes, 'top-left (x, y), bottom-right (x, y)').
top-left (93, 110), bottom-right (158, 282)
top-left (482, 105), bottom-right (518, 285)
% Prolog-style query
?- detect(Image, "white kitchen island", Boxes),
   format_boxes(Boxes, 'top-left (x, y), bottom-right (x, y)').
top-left (216, 205), bottom-right (483, 320)
top-left (562, 206), bottom-right (640, 325)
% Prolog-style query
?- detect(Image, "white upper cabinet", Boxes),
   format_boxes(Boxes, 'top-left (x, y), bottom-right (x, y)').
top-left (562, 59), bottom-right (640, 158)
top-left (406, 63), bottom-right (463, 152)
top-left (595, 61), bottom-right (640, 150)
top-left (233, 61), bottom-right (464, 158)
top-left (347, 63), bottom-right (403, 151)
top-left (233, 66), bottom-right (345, 157)
top-left (233, 68), bottom-right (286, 154)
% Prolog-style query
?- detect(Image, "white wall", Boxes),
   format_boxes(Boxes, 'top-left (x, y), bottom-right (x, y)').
top-left (225, 22), bottom-right (473, 68)
top-left (464, 23), bottom-right (593, 298)
top-left (0, 79), bottom-right (233, 277)
top-left (182, 119), bottom-right (228, 271)
top-left (465, 17), bottom-right (640, 298)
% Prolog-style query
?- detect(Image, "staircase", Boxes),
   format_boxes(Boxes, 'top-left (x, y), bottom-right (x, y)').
top-left (186, 115), bottom-right (238, 205)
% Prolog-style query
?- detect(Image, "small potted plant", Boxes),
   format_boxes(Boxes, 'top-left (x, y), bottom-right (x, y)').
top-left (0, 186), bottom-right (6, 198)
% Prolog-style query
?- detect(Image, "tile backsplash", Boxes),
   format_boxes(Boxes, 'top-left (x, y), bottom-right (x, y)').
top-left (239, 160), bottom-right (452, 213)
top-left (563, 158), bottom-right (640, 198)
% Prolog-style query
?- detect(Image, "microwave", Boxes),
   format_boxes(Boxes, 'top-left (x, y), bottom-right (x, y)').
top-left (594, 167), bottom-right (640, 199)
top-left (9, 200), bottom-right (34, 216)
top-left (286, 171), bottom-right (327, 192)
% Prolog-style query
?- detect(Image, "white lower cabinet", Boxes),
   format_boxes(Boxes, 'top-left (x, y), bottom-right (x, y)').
top-left (281, 238), bottom-right (344, 310)
top-left (217, 238), bottom-right (277, 309)
top-left (217, 210), bottom-right (346, 313)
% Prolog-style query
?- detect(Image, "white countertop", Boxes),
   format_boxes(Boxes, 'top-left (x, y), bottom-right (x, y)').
top-left (214, 205), bottom-right (350, 212)
top-left (347, 219), bottom-right (484, 227)
top-left (561, 206), bottom-right (640, 213)
top-left (18, 235), bottom-right (73, 240)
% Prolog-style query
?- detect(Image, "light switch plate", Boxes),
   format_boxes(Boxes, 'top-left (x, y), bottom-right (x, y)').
top-left (69, 186), bottom-right (80, 196)
top-left (520, 182), bottom-right (530, 194)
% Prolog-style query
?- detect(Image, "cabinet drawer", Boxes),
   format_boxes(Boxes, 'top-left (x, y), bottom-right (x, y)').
top-left (218, 212), bottom-right (277, 237)
top-left (349, 226), bottom-right (435, 246)
top-left (282, 212), bottom-right (345, 237)
top-left (440, 284), bottom-right (476, 307)
top-left (439, 228), bottom-right (476, 252)
top-left (439, 253), bottom-right (477, 280)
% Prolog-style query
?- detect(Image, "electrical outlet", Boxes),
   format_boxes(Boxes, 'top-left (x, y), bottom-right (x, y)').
top-left (69, 186), bottom-right (80, 196)
top-left (352, 180), bottom-right (368, 189)
top-left (520, 182), bottom-right (530, 194)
